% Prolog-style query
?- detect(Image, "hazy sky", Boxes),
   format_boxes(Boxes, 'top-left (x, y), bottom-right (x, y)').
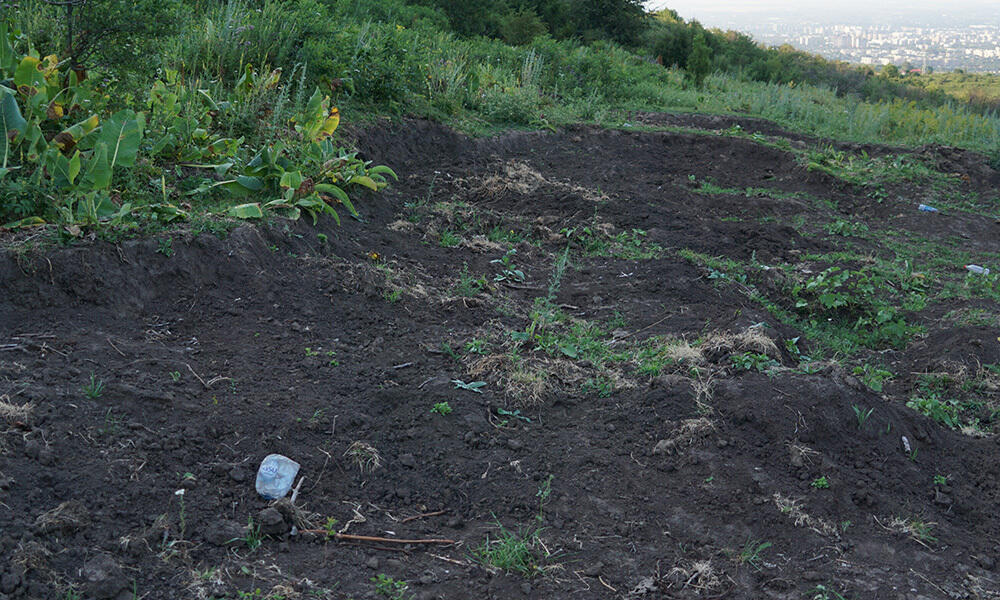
top-left (644, 1), bottom-right (1000, 26)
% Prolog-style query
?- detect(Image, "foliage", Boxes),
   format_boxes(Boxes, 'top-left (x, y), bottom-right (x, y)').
top-left (473, 521), bottom-right (544, 576)
top-left (0, 20), bottom-right (394, 228)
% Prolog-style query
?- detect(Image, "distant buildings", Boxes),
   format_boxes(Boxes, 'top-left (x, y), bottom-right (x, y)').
top-left (738, 23), bottom-right (1000, 72)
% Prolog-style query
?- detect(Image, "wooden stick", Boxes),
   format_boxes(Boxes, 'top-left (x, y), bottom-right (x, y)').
top-left (299, 530), bottom-right (455, 545)
top-left (400, 510), bottom-right (447, 523)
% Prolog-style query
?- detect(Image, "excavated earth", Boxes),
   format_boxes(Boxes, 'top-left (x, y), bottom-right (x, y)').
top-left (1, 115), bottom-right (999, 600)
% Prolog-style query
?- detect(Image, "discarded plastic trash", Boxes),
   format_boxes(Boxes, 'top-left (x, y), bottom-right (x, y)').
top-left (966, 264), bottom-right (991, 275)
top-left (918, 204), bottom-right (939, 212)
top-left (256, 454), bottom-right (300, 500)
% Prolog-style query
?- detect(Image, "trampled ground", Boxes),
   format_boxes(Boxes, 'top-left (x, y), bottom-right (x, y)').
top-left (2, 115), bottom-right (1000, 600)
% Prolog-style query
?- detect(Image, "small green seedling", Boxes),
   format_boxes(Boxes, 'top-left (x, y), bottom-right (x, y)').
top-left (169, 371), bottom-right (181, 382)
top-left (82, 372), bottom-right (105, 399)
top-left (431, 402), bottom-right (453, 415)
top-left (811, 476), bottom-right (830, 489)
top-left (933, 474), bottom-right (948, 486)
top-left (852, 405), bottom-right (874, 429)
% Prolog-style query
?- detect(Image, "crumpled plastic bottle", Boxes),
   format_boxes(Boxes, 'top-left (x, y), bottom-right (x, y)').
top-left (255, 454), bottom-right (300, 500)
top-left (966, 264), bottom-right (991, 275)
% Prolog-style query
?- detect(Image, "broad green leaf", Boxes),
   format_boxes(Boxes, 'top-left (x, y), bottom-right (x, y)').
top-left (3, 216), bottom-right (46, 229)
top-left (13, 55), bottom-right (43, 90)
top-left (81, 142), bottom-right (111, 190)
top-left (350, 175), bottom-right (379, 191)
top-left (314, 182), bottom-right (357, 216)
top-left (97, 109), bottom-right (143, 169)
top-left (0, 86), bottom-right (27, 168)
top-left (368, 165), bottom-right (398, 180)
top-left (227, 203), bottom-right (264, 219)
top-left (50, 149), bottom-right (81, 188)
top-left (0, 22), bottom-right (16, 73)
top-left (279, 170), bottom-right (304, 190)
top-left (53, 114), bottom-right (99, 152)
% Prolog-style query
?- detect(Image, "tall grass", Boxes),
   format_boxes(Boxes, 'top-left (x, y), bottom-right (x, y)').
top-left (10, 0), bottom-right (1000, 153)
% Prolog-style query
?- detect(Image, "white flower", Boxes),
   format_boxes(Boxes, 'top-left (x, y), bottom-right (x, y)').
top-left (175, 489), bottom-right (186, 496)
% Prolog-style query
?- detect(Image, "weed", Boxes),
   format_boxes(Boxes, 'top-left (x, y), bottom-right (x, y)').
top-left (431, 402), bottom-right (453, 415)
top-left (372, 574), bottom-right (411, 600)
top-left (241, 516), bottom-right (263, 552)
top-left (439, 230), bottom-right (462, 248)
top-left (736, 538), bottom-right (772, 571)
top-left (316, 233), bottom-right (328, 244)
top-left (933, 474), bottom-right (948, 486)
top-left (496, 407), bottom-right (532, 425)
top-left (731, 352), bottom-right (779, 373)
top-left (305, 347), bottom-right (319, 357)
top-left (452, 379), bottom-right (487, 393)
top-left (582, 375), bottom-right (613, 397)
top-left (384, 289), bottom-right (402, 303)
top-left (473, 521), bottom-right (544, 577)
top-left (492, 248), bottom-right (526, 282)
top-left (326, 351), bottom-right (339, 367)
top-left (852, 405), bottom-right (874, 429)
top-left (465, 338), bottom-right (490, 354)
top-left (82, 372), bottom-right (106, 399)
top-left (453, 264), bottom-right (487, 297)
top-left (322, 516), bottom-right (339, 537)
top-left (811, 476), bottom-right (830, 489)
top-left (169, 371), bottom-right (181, 382)
top-left (156, 238), bottom-right (175, 256)
top-left (810, 585), bottom-right (850, 600)
top-left (907, 394), bottom-right (960, 428)
top-left (344, 442), bottom-right (383, 473)
top-left (853, 365), bottom-right (893, 392)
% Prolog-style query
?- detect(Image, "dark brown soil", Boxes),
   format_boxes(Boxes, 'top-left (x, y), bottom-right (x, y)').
top-left (2, 115), bottom-right (1000, 600)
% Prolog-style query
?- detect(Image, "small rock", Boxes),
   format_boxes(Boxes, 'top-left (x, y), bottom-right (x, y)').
top-left (802, 570), bottom-right (824, 582)
top-left (933, 490), bottom-right (952, 506)
top-left (584, 562), bottom-right (604, 577)
top-left (366, 557), bottom-right (380, 570)
top-left (520, 582), bottom-right (531, 595)
top-left (399, 454), bottom-right (417, 468)
top-left (202, 520), bottom-right (246, 546)
top-left (446, 517), bottom-right (464, 529)
top-left (228, 467), bottom-right (247, 483)
top-left (652, 439), bottom-right (673, 455)
top-left (257, 507), bottom-right (288, 536)
top-left (507, 438), bottom-right (523, 451)
top-left (419, 574), bottom-right (434, 585)
top-left (82, 554), bottom-right (128, 599)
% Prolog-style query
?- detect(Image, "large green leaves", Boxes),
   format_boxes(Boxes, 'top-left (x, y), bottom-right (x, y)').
top-left (97, 110), bottom-right (143, 169)
top-left (0, 85), bottom-right (26, 173)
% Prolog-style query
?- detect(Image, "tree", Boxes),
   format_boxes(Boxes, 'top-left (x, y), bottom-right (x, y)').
top-left (41, 0), bottom-right (181, 72)
top-left (686, 30), bottom-right (712, 87)
top-left (882, 64), bottom-right (900, 78)
top-left (500, 7), bottom-right (548, 45)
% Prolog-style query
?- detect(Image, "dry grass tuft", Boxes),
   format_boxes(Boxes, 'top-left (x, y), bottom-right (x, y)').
top-left (0, 395), bottom-right (33, 423)
top-left (691, 375), bottom-right (715, 414)
top-left (476, 160), bottom-right (609, 204)
top-left (35, 500), bottom-right (91, 534)
top-left (344, 442), bottom-right (383, 473)
top-left (703, 327), bottom-right (779, 357)
top-left (665, 559), bottom-right (723, 592)
top-left (772, 493), bottom-right (840, 537)
top-left (654, 417), bottom-right (715, 454)
top-left (664, 340), bottom-right (705, 364)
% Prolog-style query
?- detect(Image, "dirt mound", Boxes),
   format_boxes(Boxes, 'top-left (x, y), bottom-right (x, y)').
top-left (2, 117), bottom-right (1000, 599)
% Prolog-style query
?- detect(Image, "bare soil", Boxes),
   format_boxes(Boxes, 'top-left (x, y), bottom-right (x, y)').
top-left (1, 115), bottom-right (999, 600)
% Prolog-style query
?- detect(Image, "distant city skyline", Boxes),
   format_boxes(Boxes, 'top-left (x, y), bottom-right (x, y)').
top-left (644, 1), bottom-right (1000, 27)
top-left (643, 1), bottom-right (1000, 72)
